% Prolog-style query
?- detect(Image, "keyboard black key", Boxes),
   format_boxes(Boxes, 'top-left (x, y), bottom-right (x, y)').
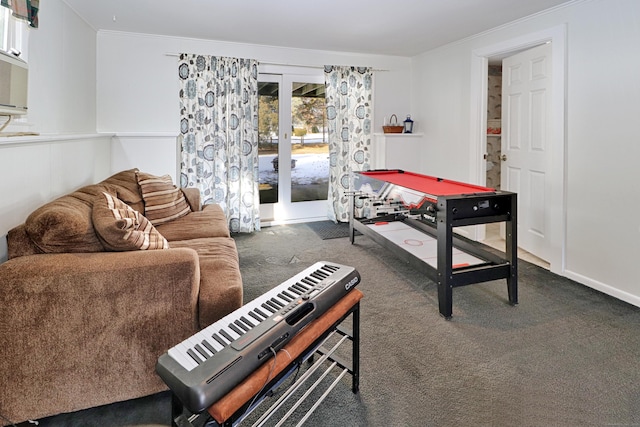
top-left (269, 298), bottom-right (285, 308)
top-left (301, 278), bottom-right (316, 287)
top-left (288, 286), bottom-right (303, 295)
top-left (194, 344), bottom-right (210, 360)
top-left (220, 329), bottom-right (235, 342)
top-left (249, 311), bottom-right (264, 322)
top-left (239, 316), bottom-right (254, 328)
top-left (228, 323), bottom-right (244, 336)
top-left (234, 319), bottom-right (250, 332)
top-left (187, 349), bottom-right (203, 365)
top-left (202, 340), bottom-right (217, 355)
top-left (311, 271), bottom-right (327, 280)
top-left (278, 292), bottom-right (293, 302)
top-left (254, 307), bottom-right (269, 318)
top-left (212, 333), bottom-right (228, 347)
top-left (282, 290), bottom-right (297, 300)
top-left (261, 302), bottom-right (277, 314)
top-left (291, 283), bottom-right (307, 293)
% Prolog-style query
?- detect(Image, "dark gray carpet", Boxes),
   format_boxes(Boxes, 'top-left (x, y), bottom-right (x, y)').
top-left (21, 223), bottom-right (640, 426)
top-left (306, 220), bottom-right (359, 240)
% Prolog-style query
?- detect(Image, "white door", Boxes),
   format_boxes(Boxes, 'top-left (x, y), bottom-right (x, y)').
top-left (258, 73), bottom-right (330, 224)
top-left (501, 43), bottom-right (552, 261)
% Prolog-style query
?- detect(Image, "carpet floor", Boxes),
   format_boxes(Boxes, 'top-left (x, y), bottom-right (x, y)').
top-left (306, 220), bottom-right (359, 240)
top-left (22, 223), bottom-right (640, 426)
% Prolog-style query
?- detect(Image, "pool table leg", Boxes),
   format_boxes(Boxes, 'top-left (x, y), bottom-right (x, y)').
top-left (506, 192), bottom-right (518, 305)
top-left (437, 201), bottom-right (454, 320)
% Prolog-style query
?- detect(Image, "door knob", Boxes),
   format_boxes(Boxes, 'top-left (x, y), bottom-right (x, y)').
top-left (501, 154), bottom-right (507, 161)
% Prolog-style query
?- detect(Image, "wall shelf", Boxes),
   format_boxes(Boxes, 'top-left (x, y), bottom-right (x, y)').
top-left (0, 133), bottom-right (113, 147)
top-left (374, 133), bottom-right (424, 137)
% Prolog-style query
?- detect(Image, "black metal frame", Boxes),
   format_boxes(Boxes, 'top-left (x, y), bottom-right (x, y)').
top-left (350, 171), bottom-right (517, 319)
top-left (171, 300), bottom-right (360, 427)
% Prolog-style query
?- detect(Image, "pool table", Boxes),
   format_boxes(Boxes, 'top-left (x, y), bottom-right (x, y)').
top-left (350, 169), bottom-right (517, 319)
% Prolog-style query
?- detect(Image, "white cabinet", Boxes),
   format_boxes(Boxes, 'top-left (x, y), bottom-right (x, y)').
top-left (371, 133), bottom-right (425, 171)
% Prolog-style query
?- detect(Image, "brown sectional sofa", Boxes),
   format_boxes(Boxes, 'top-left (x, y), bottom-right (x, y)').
top-left (0, 169), bottom-right (243, 425)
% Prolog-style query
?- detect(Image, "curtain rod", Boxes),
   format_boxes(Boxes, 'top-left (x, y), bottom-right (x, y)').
top-left (164, 53), bottom-right (388, 71)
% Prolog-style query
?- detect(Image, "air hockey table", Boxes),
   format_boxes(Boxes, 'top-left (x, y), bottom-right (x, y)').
top-left (349, 169), bottom-right (517, 319)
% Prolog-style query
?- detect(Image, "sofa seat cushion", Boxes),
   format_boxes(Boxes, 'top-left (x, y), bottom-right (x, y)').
top-left (170, 237), bottom-right (243, 328)
top-left (156, 204), bottom-right (231, 242)
top-left (92, 192), bottom-right (169, 251)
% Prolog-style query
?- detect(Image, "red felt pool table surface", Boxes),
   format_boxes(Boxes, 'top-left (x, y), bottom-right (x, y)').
top-left (360, 170), bottom-right (494, 196)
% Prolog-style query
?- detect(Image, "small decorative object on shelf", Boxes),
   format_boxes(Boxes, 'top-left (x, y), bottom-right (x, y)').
top-left (383, 114), bottom-right (404, 133)
top-left (487, 119), bottom-right (501, 134)
top-left (403, 115), bottom-right (414, 134)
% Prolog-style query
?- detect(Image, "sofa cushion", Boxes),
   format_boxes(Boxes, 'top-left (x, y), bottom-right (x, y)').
top-left (101, 168), bottom-right (145, 213)
top-left (155, 204), bottom-right (231, 241)
top-left (93, 192), bottom-right (169, 251)
top-left (169, 237), bottom-right (243, 328)
top-left (136, 172), bottom-right (191, 225)
top-left (24, 192), bottom-right (105, 254)
top-left (22, 169), bottom-right (145, 254)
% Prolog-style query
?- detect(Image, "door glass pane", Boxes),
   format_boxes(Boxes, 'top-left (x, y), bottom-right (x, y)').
top-left (291, 82), bottom-right (328, 203)
top-left (258, 81), bottom-right (279, 204)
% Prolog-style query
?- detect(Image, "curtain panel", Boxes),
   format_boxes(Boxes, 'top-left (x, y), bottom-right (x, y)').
top-left (1, 0), bottom-right (39, 28)
top-left (179, 54), bottom-right (260, 233)
top-left (324, 65), bottom-right (373, 222)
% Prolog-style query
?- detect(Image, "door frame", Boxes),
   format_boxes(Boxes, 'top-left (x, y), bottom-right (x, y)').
top-left (258, 70), bottom-right (330, 226)
top-left (469, 24), bottom-right (567, 275)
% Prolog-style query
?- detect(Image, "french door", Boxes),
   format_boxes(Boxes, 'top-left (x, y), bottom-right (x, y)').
top-left (258, 73), bottom-right (329, 224)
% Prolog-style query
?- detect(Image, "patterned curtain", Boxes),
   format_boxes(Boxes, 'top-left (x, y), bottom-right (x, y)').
top-left (1, 0), bottom-right (39, 27)
top-left (324, 66), bottom-right (373, 222)
top-left (179, 54), bottom-right (260, 233)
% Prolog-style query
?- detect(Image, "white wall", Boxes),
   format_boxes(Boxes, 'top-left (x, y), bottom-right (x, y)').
top-left (0, 134), bottom-right (112, 262)
top-left (26, 0), bottom-right (97, 134)
top-left (0, 0), bottom-right (109, 262)
top-left (96, 31), bottom-right (413, 179)
top-left (410, 0), bottom-right (640, 307)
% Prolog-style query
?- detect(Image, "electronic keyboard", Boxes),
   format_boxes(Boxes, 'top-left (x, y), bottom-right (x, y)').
top-left (156, 261), bottom-right (361, 413)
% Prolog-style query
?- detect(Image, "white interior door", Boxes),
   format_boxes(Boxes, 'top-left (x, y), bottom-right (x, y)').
top-left (501, 42), bottom-right (552, 261)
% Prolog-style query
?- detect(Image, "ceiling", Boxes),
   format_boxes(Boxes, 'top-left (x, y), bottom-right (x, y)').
top-left (61, 0), bottom-right (574, 57)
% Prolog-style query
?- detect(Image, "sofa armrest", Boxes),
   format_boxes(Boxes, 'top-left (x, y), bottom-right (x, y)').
top-left (0, 248), bottom-right (200, 424)
top-left (183, 188), bottom-right (201, 211)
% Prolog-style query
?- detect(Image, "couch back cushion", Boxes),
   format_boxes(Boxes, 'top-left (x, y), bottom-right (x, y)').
top-left (101, 169), bottom-right (145, 212)
top-left (22, 169), bottom-right (144, 254)
top-left (24, 190), bottom-right (106, 253)
top-left (136, 172), bottom-right (191, 225)
top-left (92, 192), bottom-right (169, 251)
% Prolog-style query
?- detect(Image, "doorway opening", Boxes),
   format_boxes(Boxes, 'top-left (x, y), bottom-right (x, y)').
top-left (470, 25), bottom-right (567, 274)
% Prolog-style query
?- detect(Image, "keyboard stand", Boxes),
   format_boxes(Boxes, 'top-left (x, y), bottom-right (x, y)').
top-left (171, 289), bottom-right (363, 427)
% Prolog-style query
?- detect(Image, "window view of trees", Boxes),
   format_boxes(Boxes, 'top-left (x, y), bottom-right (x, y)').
top-left (292, 97), bottom-right (326, 145)
top-left (258, 81), bottom-right (329, 205)
top-left (258, 93), bottom-right (279, 152)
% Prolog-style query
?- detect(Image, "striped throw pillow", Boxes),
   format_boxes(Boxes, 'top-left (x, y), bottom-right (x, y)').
top-left (136, 172), bottom-right (191, 225)
top-left (93, 192), bottom-right (169, 251)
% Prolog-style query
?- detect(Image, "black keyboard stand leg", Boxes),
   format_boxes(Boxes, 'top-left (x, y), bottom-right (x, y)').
top-left (171, 393), bottom-right (216, 427)
top-left (171, 393), bottom-right (183, 427)
top-left (352, 301), bottom-right (360, 393)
